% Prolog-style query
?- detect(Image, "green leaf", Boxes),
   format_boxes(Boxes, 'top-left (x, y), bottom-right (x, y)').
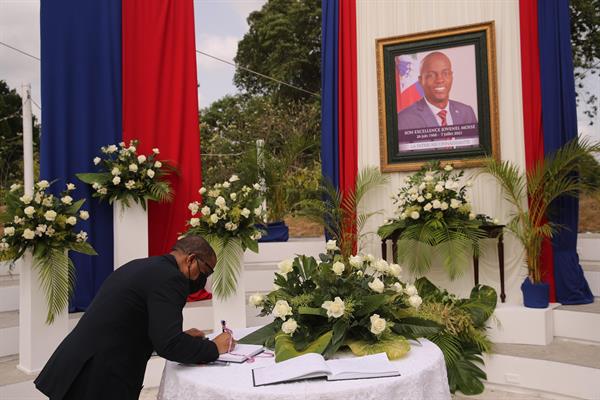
top-left (274, 331), bottom-right (333, 362)
top-left (459, 285), bottom-right (497, 327)
top-left (390, 317), bottom-right (442, 338)
top-left (68, 241), bottom-right (98, 256)
top-left (206, 236), bottom-right (244, 299)
top-left (241, 234), bottom-right (258, 253)
top-left (238, 321), bottom-right (279, 346)
top-left (298, 306), bottom-right (327, 317)
top-left (34, 249), bottom-right (76, 324)
top-left (354, 294), bottom-right (389, 317)
top-left (64, 199), bottom-right (85, 215)
top-left (76, 172), bottom-right (111, 185)
top-left (346, 333), bottom-right (410, 360)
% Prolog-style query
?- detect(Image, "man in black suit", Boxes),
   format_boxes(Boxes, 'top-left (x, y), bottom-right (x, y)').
top-left (34, 235), bottom-right (233, 400)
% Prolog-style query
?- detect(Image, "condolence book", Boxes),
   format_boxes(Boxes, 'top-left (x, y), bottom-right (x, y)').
top-left (251, 352), bottom-right (400, 386)
top-left (217, 344), bottom-right (264, 363)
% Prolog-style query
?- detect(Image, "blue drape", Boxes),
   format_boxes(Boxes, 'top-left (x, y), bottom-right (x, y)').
top-left (321, 0), bottom-right (339, 188)
top-left (537, 0), bottom-right (593, 304)
top-left (40, 1), bottom-right (121, 311)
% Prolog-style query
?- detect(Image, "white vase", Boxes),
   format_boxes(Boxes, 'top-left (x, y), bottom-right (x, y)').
top-left (18, 250), bottom-right (68, 374)
top-left (211, 253), bottom-right (247, 332)
top-left (113, 199), bottom-right (148, 269)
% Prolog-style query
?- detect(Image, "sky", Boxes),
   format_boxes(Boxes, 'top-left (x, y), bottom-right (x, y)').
top-left (0, 0), bottom-right (265, 122)
top-left (0, 0), bottom-right (597, 138)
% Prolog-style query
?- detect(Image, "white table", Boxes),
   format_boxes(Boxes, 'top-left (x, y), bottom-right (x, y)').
top-left (157, 327), bottom-right (451, 400)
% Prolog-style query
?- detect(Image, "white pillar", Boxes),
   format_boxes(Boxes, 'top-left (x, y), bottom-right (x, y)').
top-left (113, 200), bottom-right (149, 269)
top-left (21, 84), bottom-right (34, 195)
top-left (212, 254), bottom-right (247, 331)
top-left (18, 251), bottom-right (69, 374)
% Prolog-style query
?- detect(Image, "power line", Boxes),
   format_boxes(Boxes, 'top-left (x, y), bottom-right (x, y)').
top-left (30, 98), bottom-right (42, 111)
top-left (195, 50), bottom-right (320, 98)
top-left (1, 40), bottom-right (320, 99)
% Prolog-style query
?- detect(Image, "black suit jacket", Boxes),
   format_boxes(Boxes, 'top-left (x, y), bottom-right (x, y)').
top-left (34, 255), bottom-right (219, 400)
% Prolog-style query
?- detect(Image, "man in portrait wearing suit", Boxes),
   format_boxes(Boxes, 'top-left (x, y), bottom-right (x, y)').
top-left (397, 51), bottom-right (478, 132)
top-left (34, 235), bottom-right (234, 400)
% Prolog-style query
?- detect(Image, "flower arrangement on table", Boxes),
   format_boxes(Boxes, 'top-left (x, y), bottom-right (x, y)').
top-left (76, 140), bottom-right (174, 209)
top-left (0, 181), bottom-right (97, 323)
top-left (183, 175), bottom-right (266, 298)
top-left (238, 242), bottom-right (441, 363)
top-left (378, 160), bottom-right (497, 279)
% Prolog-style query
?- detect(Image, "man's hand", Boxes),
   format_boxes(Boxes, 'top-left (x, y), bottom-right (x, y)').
top-left (212, 332), bottom-right (235, 354)
top-left (184, 328), bottom-right (206, 338)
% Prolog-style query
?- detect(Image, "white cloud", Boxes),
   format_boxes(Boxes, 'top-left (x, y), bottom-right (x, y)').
top-left (196, 34), bottom-right (238, 71)
top-left (228, 0), bottom-right (266, 25)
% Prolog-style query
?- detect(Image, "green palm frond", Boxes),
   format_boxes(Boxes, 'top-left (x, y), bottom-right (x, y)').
top-left (206, 235), bottom-right (244, 299)
top-left (428, 332), bottom-right (461, 366)
top-left (35, 248), bottom-right (76, 324)
top-left (148, 181), bottom-right (173, 203)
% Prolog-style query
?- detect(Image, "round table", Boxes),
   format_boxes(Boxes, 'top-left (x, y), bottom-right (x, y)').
top-left (157, 328), bottom-right (451, 400)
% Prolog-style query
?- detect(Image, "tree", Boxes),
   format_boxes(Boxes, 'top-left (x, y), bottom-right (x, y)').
top-left (234, 0), bottom-right (321, 103)
top-left (570, 0), bottom-right (600, 123)
top-left (0, 80), bottom-right (40, 194)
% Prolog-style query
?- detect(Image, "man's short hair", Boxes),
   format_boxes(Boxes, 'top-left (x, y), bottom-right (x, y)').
top-left (172, 235), bottom-right (216, 262)
top-left (419, 51), bottom-right (452, 75)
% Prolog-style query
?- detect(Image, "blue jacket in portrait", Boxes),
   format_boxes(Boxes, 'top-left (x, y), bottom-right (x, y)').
top-left (397, 97), bottom-right (478, 132)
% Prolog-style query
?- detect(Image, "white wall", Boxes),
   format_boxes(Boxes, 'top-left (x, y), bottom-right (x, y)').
top-left (356, 0), bottom-right (527, 303)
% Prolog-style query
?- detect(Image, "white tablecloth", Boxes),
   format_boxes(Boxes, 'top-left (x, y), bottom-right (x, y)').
top-left (157, 327), bottom-right (451, 400)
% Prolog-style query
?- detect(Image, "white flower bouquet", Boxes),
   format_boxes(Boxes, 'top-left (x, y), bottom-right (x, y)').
top-left (238, 242), bottom-right (438, 362)
top-left (0, 181), bottom-right (97, 323)
top-left (183, 175), bottom-right (266, 298)
top-left (76, 139), bottom-right (174, 209)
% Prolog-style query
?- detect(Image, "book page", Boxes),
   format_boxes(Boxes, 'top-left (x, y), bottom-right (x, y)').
top-left (326, 353), bottom-right (400, 381)
top-left (218, 344), bottom-right (264, 363)
top-left (252, 353), bottom-right (331, 386)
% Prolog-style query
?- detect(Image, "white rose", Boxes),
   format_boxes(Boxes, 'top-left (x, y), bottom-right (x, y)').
top-left (253, 183), bottom-right (261, 190)
top-left (424, 175), bottom-right (433, 182)
top-left (22, 229), bottom-right (35, 240)
top-left (241, 208), bottom-right (251, 218)
top-left (469, 213), bottom-right (476, 220)
top-left (391, 282), bottom-right (403, 293)
top-left (322, 297), bottom-right (345, 318)
top-left (4, 227), bottom-right (15, 236)
top-left (281, 318), bottom-right (298, 335)
top-left (37, 180), bottom-right (50, 189)
top-left (24, 206), bottom-right (35, 217)
top-left (409, 295), bottom-right (423, 308)
top-left (154, 161), bottom-right (162, 168)
top-left (229, 175), bottom-right (239, 182)
top-left (209, 214), bottom-right (219, 224)
top-left (10, 183), bottom-right (20, 192)
top-left (368, 277), bottom-right (385, 293)
top-left (199, 187), bottom-right (207, 195)
top-left (278, 259), bottom-right (294, 275)
top-left (129, 164), bottom-right (138, 172)
top-left (66, 216), bottom-right (77, 225)
top-left (44, 210), bottom-right (57, 221)
top-left (254, 207), bottom-right (262, 216)
top-left (425, 192), bottom-right (432, 199)
top-left (326, 240), bottom-right (339, 251)
top-left (224, 222), bottom-right (234, 231)
top-left (373, 259), bottom-right (389, 273)
top-left (146, 169), bottom-right (155, 178)
top-left (35, 193), bottom-right (43, 204)
top-left (273, 300), bottom-right (293, 320)
top-left (125, 180), bottom-right (136, 190)
top-left (98, 188), bottom-right (108, 195)
top-left (444, 164), bottom-right (453, 171)
top-left (423, 203), bottom-right (433, 211)
top-left (107, 145), bottom-right (118, 153)
top-left (445, 180), bottom-right (456, 190)
top-left (332, 261), bottom-right (345, 275)
top-left (223, 181), bottom-right (231, 189)
top-left (189, 218), bottom-right (200, 227)
top-left (152, 148), bottom-right (160, 154)
top-left (365, 254), bottom-right (375, 263)
top-left (230, 193), bottom-right (237, 201)
top-left (13, 216), bottom-right (24, 224)
top-left (450, 199), bottom-right (461, 209)
top-left (215, 196), bottom-right (226, 208)
top-left (20, 195), bottom-right (32, 204)
top-left (349, 255), bottom-right (363, 268)
top-left (111, 167), bottom-right (121, 176)
top-left (250, 231), bottom-right (262, 240)
top-left (370, 314), bottom-right (387, 335)
top-left (417, 196), bottom-right (425, 203)
top-left (112, 176), bottom-right (121, 185)
top-left (249, 293), bottom-right (264, 307)
top-left (440, 202), bottom-right (449, 210)
top-left (400, 212), bottom-right (407, 220)
top-left (201, 206), bottom-right (210, 215)
top-left (93, 157), bottom-right (101, 165)
top-left (434, 184), bottom-right (444, 192)
top-left (188, 202), bottom-right (200, 215)
top-left (405, 284), bottom-right (418, 297)
top-left (432, 199), bottom-right (441, 209)
top-left (410, 211), bottom-right (420, 220)
top-left (76, 230), bottom-right (88, 242)
top-left (79, 210), bottom-right (90, 220)
top-left (137, 155), bottom-right (147, 163)
top-left (388, 263), bottom-right (402, 277)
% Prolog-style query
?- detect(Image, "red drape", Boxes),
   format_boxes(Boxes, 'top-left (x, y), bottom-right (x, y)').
top-left (518, 0), bottom-right (556, 301)
top-left (338, 0), bottom-right (358, 254)
top-left (122, 0), bottom-right (202, 256)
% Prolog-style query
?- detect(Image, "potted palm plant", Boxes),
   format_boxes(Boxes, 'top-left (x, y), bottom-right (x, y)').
top-left (482, 139), bottom-right (600, 308)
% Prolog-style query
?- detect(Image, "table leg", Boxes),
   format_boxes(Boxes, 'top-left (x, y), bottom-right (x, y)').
top-left (473, 255), bottom-right (479, 286)
top-left (498, 233), bottom-right (506, 303)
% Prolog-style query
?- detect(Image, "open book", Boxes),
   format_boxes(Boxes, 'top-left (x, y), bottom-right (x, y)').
top-left (251, 352), bottom-right (400, 386)
top-left (217, 343), bottom-right (264, 363)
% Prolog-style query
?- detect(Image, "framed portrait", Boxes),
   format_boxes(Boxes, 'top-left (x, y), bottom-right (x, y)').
top-left (376, 21), bottom-right (500, 172)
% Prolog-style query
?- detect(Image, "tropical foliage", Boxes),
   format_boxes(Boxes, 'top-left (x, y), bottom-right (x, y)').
top-left (183, 175), bottom-right (266, 298)
top-left (378, 161), bottom-right (492, 279)
top-left (76, 140), bottom-right (174, 210)
top-left (239, 245), bottom-right (440, 362)
top-left (414, 277), bottom-right (496, 395)
top-left (482, 139), bottom-right (600, 283)
top-left (294, 166), bottom-right (389, 258)
top-left (0, 180), bottom-right (96, 323)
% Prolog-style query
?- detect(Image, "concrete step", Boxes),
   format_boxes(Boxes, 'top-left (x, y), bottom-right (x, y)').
top-left (485, 339), bottom-right (600, 399)
top-left (554, 299), bottom-right (600, 343)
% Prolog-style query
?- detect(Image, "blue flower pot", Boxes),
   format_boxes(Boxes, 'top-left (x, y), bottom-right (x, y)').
top-left (257, 221), bottom-right (289, 242)
top-left (520, 277), bottom-right (549, 308)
